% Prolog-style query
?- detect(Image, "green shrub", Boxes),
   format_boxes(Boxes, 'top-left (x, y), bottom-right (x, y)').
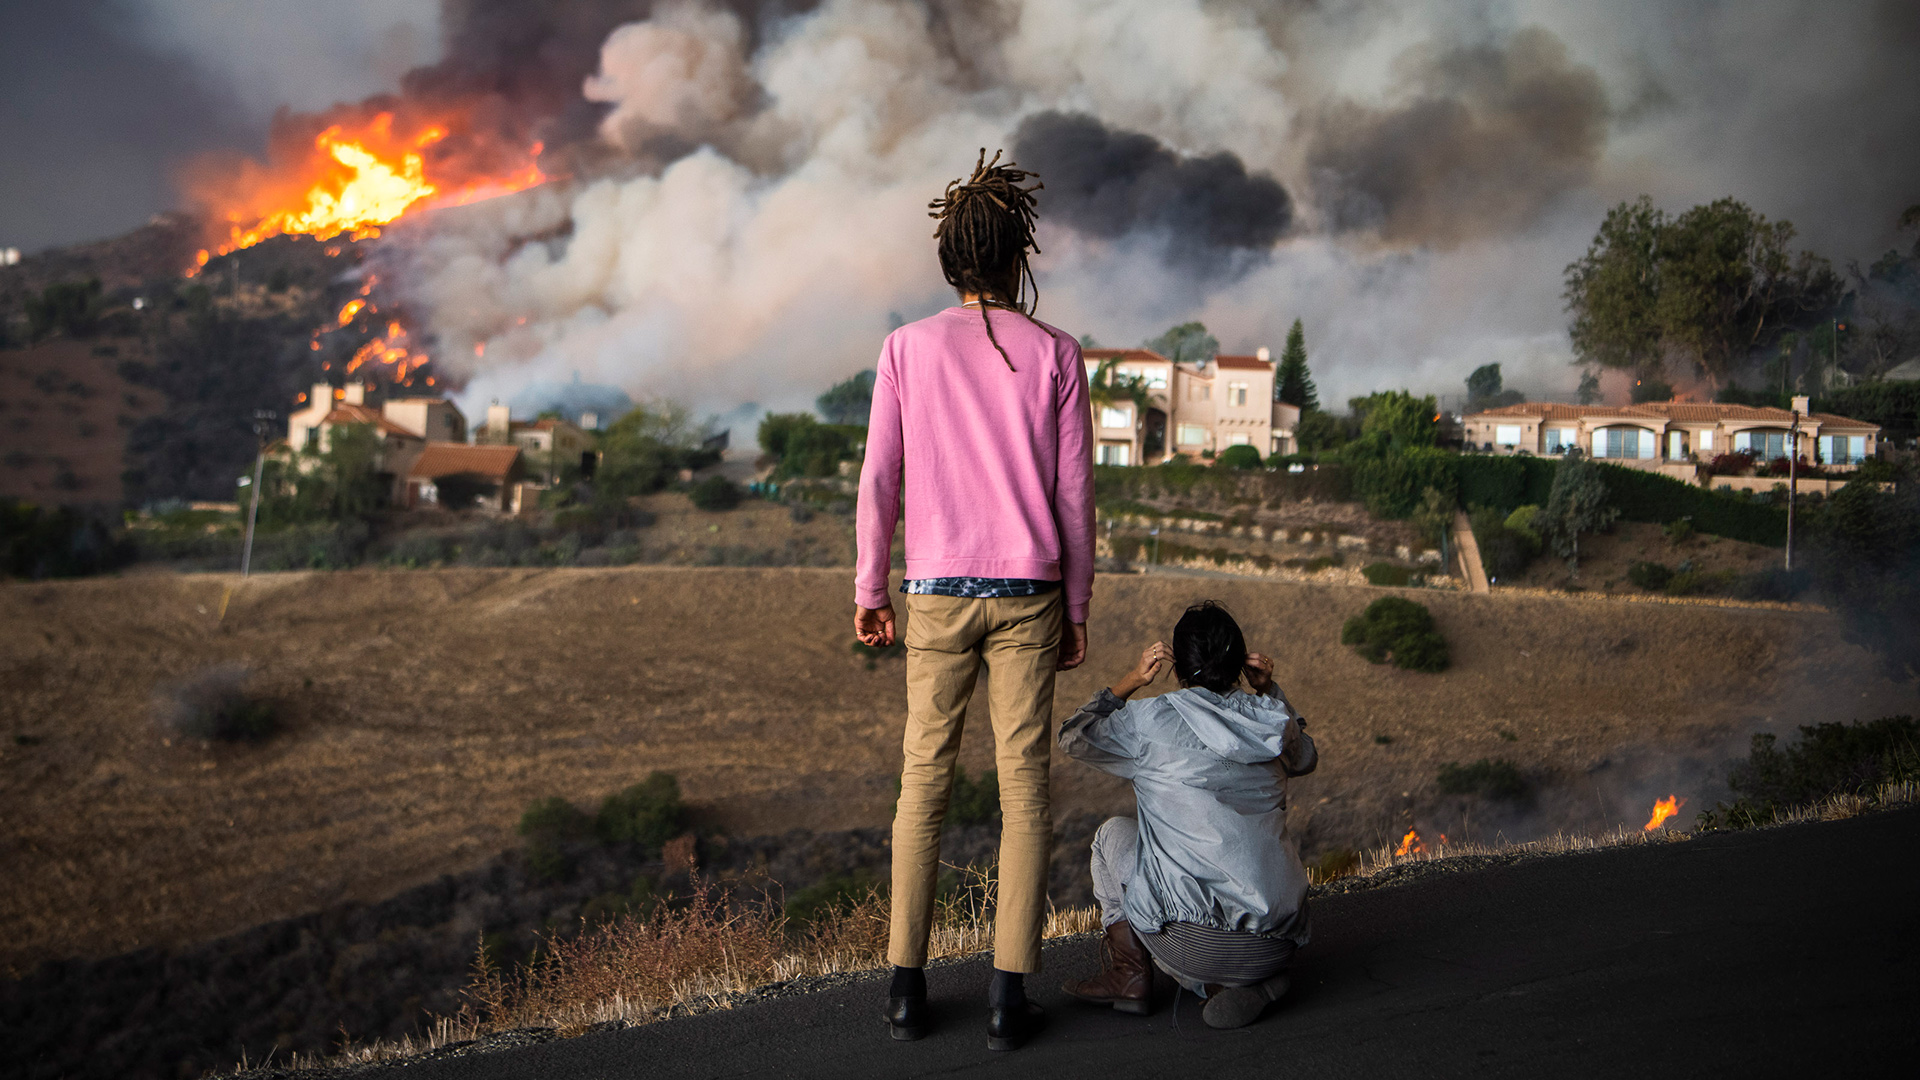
top-left (1627, 561), bottom-right (1673, 590)
top-left (949, 766), bottom-right (1001, 827)
top-left (1436, 758), bottom-right (1528, 800)
top-left (1597, 462), bottom-right (1785, 546)
top-left (519, 796), bottom-right (593, 840)
top-left (1346, 445), bottom-right (1457, 519)
top-left (1455, 455), bottom-right (1558, 514)
top-left (155, 664), bottom-right (279, 741)
top-left (1341, 596), bottom-right (1450, 672)
top-left (688, 475), bottom-right (743, 510)
top-left (1361, 562), bottom-right (1417, 587)
top-left (1698, 716), bottom-right (1919, 830)
top-left (784, 870), bottom-right (882, 926)
top-left (387, 533), bottom-right (451, 568)
top-left (1664, 517), bottom-right (1695, 545)
top-left (1504, 505), bottom-right (1543, 550)
top-left (596, 772), bottom-right (688, 851)
top-left (1470, 506), bottom-right (1534, 582)
top-left (1215, 444), bottom-right (1263, 469)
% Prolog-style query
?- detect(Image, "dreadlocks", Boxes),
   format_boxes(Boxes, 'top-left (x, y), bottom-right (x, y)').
top-left (929, 148), bottom-right (1043, 371)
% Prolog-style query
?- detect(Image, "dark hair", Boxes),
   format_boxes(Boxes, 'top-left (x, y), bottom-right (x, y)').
top-left (928, 148), bottom-right (1043, 371)
top-left (1173, 601), bottom-right (1247, 693)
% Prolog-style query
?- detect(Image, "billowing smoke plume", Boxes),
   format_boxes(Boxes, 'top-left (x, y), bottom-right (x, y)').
top-left (1013, 111), bottom-right (1291, 276)
top-left (314, 0), bottom-right (1920, 417)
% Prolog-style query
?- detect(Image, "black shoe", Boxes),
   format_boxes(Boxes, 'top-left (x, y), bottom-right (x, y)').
top-left (986, 1000), bottom-right (1046, 1051)
top-left (886, 994), bottom-right (927, 1041)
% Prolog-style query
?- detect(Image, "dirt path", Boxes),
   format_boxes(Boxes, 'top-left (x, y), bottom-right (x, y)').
top-left (1, 567), bottom-right (1909, 972)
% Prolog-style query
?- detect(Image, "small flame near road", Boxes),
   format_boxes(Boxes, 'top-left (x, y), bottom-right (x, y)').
top-left (1394, 828), bottom-right (1448, 856)
top-left (1643, 795), bottom-right (1687, 831)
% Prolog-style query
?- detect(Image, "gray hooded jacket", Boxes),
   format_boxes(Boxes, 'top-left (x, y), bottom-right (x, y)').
top-left (1060, 683), bottom-right (1317, 941)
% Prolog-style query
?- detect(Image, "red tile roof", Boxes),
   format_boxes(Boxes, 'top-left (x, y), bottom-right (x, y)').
top-left (323, 404), bottom-right (416, 438)
top-left (1212, 354), bottom-right (1272, 370)
top-left (407, 443), bottom-right (523, 481)
top-left (1083, 348), bottom-right (1173, 363)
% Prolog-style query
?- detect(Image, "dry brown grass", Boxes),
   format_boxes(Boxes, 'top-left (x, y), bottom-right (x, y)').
top-left (242, 863), bottom-right (1097, 1073)
top-left (3, 567), bottom-right (1912, 975)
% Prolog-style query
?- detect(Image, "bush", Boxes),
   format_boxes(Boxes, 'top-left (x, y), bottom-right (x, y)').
top-left (688, 475), bottom-right (742, 511)
top-left (1341, 596), bottom-right (1450, 673)
top-left (0, 499), bottom-right (130, 579)
top-left (155, 664), bottom-right (278, 741)
top-left (1628, 561), bottom-right (1673, 590)
top-left (387, 532), bottom-right (451, 568)
top-left (1664, 517), bottom-right (1695, 545)
top-left (1436, 758), bottom-right (1528, 800)
top-left (1597, 462), bottom-right (1785, 546)
top-left (1698, 716), bottom-right (1919, 830)
top-left (1469, 506), bottom-right (1535, 582)
top-left (948, 766), bottom-right (1001, 827)
top-left (1361, 562), bottom-right (1417, 587)
top-left (784, 870), bottom-right (882, 926)
top-left (1215, 444), bottom-right (1263, 469)
top-left (1347, 445), bottom-right (1457, 519)
top-left (595, 772), bottom-right (688, 852)
top-left (519, 796), bottom-right (593, 840)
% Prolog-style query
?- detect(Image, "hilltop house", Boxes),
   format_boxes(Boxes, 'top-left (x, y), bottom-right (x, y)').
top-left (285, 383), bottom-right (532, 510)
top-left (1083, 347), bottom-right (1301, 466)
top-left (1461, 396), bottom-right (1882, 484)
top-left (404, 443), bottom-right (527, 511)
top-left (473, 403), bottom-right (594, 483)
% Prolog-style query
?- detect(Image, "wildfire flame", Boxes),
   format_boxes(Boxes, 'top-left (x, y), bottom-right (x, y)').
top-left (1394, 828), bottom-right (1448, 856)
top-left (1643, 795), bottom-right (1687, 831)
top-left (190, 110), bottom-right (545, 266)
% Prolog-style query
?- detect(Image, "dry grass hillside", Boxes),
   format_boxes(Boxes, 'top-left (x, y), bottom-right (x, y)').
top-left (0, 338), bottom-right (161, 505)
top-left (1, 567), bottom-right (1910, 975)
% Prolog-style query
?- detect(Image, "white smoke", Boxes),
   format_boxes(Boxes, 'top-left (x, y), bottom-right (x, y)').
top-left (380, 0), bottom-right (1918, 421)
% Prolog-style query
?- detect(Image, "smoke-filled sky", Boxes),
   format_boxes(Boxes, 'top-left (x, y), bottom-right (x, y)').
top-left (4, 0), bottom-right (1917, 414)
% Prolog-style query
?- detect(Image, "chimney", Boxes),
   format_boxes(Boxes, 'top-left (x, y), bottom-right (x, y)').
top-left (1791, 394), bottom-right (1810, 416)
top-left (487, 402), bottom-right (511, 443)
top-left (343, 383), bottom-right (365, 406)
top-left (310, 382), bottom-right (332, 412)
top-left (579, 410), bottom-right (599, 431)
top-left (1256, 346), bottom-right (1271, 363)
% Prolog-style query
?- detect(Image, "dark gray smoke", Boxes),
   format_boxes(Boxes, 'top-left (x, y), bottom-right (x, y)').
top-left (1013, 110), bottom-right (1292, 275)
top-left (1304, 27), bottom-right (1608, 247)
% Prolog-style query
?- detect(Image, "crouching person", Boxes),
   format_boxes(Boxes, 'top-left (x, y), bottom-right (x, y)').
top-left (1060, 601), bottom-right (1317, 1030)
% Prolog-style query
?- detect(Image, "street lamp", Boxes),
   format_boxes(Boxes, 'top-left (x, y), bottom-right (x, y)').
top-left (241, 409), bottom-right (277, 577)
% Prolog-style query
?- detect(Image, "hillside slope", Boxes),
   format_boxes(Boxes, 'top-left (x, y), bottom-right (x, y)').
top-left (1, 567), bottom-right (1909, 972)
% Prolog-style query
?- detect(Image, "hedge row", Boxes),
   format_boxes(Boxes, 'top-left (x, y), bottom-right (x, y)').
top-left (1445, 455), bottom-right (1786, 546)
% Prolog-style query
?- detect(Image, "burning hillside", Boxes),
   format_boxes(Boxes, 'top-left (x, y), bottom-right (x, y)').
top-left (184, 105), bottom-right (548, 268)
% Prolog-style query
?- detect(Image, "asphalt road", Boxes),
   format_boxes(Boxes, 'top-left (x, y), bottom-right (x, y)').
top-left (367, 808), bottom-right (1920, 1079)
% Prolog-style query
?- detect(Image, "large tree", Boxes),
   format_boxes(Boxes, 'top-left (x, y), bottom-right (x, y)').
top-left (816, 370), bottom-right (875, 425)
top-left (1275, 318), bottom-right (1318, 411)
top-left (1465, 363), bottom-right (1524, 411)
top-left (1564, 196), bottom-right (1841, 389)
top-left (1145, 321), bottom-right (1218, 365)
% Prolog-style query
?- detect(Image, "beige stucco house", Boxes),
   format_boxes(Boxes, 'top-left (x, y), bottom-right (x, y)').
top-left (1084, 347), bottom-right (1302, 466)
top-left (474, 403), bottom-right (594, 483)
top-left (1462, 396), bottom-right (1881, 482)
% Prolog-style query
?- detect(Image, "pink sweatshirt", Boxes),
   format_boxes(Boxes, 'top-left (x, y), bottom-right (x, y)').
top-left (856, 306), bottom-right (1095, 623)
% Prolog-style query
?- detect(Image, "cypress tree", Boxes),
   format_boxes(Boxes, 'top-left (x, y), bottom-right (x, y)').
top-left (1276, 318), bottom-right (1318, 411)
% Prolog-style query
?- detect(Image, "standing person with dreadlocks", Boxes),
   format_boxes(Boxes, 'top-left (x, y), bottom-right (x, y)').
top-left (855, 150), bottom-right (1094, 1051)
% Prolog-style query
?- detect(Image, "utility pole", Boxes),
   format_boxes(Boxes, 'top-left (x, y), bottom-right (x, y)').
top-left (241, 409), bottom-right (276, 577)
top-left (1785, 403), bottom-right (1801, 572)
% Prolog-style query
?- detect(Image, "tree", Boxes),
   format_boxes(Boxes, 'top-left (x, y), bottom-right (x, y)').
top-left (1145, 321), bottom-right (1218, 365)
top-left (1540, 450), bottom-right (1617, 571)
top-left (1342, 391), bottom-right (1448, 518)
top-left (1564, 197), bottom-right (1666, 373)
top-left (25, 278), bottom-right (104, 340)
top-left (1654, 198), bottom-right (1840, 388)
top-left (596, 400), bottom-right (712, 499)
top-left (1576, 369), bottom-right (1602, 404)
top-left (1349, 391), bottom-right (1439, 451)
top-left (816, 370), bottom-right (876, 425)
top-left (1087, 357), bottom-right (1149, 414)
top-left (757, 413), bottom-right (853, 479)
top-left (1806, 478), bottom-right (1920, 679)
top-left (1842, 205), bottom-right (1920, 378)
top-left (1293, 409), bottom-right (1346, 453)
top-left (1275, 319), bottom-right (1318, 411)
top-left (1465, 363), bottom-right (1524, 411)
top-left (1565, 196), bottom-right (1842, 390)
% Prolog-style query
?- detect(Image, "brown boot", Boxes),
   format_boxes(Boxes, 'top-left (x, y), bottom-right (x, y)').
top-left (1063, 920), bottom-right (1152, 1015)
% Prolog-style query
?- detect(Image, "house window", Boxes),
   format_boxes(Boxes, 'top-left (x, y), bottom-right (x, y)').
top-left (1100, 406), bottom-right (1131, 430)
top-left (1596, 427), bottom-right (1654, 459)
top-left (1544, 427), bottom-right (1575, 453)
top-left (1735, 429), bottom-right (1789, 460)
top-left (1668, 431), bottom-right (1685, 459)
top-left (1228, 433), bottom-right (1250, 446)
top-left (1097, 443), bottom-right (1132, 466)
top-left (1228, 381), bottom-right (1248, 406)
top-left (1698, 430), bottom-right (1714, 451)
top-left (1190, 384), bottom-right (1210, 402)
top-left (1821, 435), bottom-right (1867, 464)
top-left (1176, 423), bottom-right (1208, 446)
top-left (304, 427), bottom-right (319, 450)
top-left (1122, 366), bottom-right (1168, 389)
top-left (1495, 425), bottom-right (1523, 447)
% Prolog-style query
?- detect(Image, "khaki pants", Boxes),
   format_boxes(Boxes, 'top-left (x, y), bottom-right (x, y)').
top-left (889, 590), bottom-right (1062, 973)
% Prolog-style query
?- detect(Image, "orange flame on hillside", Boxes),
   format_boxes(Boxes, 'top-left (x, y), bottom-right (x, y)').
top-left (1643, 795), bottom-right (1687, 831)
top-left (188, 109), bottom-right (545, 268)
top-left (1394, 828), bottom-right (1448, 856)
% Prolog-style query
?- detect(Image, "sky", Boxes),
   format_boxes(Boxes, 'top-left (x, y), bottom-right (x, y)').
top-left (2, 0), bottom-right (1916, 413)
